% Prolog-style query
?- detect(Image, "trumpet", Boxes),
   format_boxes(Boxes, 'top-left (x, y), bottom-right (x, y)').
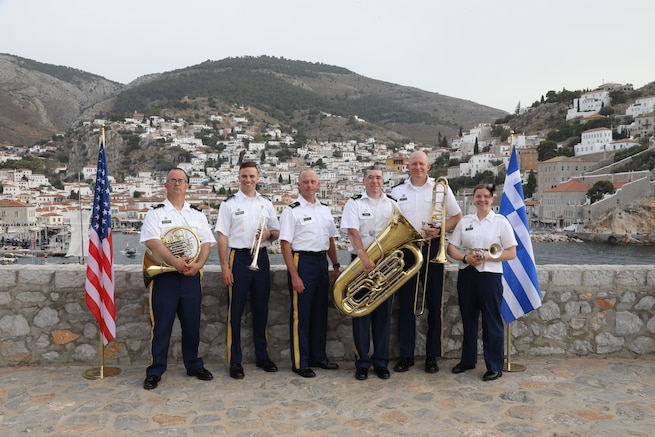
top-left (414, 176), bottom-right (449, 316)
top-left (248, 205), bottom-right (267, 271)
top-left (465, 243), bottom-right (503, 260)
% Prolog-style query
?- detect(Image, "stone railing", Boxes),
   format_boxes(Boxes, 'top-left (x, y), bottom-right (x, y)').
top-left (1, 264), bottom-right (654, 367)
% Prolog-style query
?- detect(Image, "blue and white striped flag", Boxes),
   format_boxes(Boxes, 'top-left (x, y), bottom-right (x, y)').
top-left (500, 146), bottom-right (541, 324)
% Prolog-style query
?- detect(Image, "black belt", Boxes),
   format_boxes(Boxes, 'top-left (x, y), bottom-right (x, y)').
top-left (232, 247), bottom-right (266, 253)
top-left (294, 251), bottom-right (326, 256)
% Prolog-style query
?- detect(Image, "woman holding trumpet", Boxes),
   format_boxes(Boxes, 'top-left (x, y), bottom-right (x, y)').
top-left (447, 183), bottom-right (517, 381)
top-left (215, 161), bottom-right (280, 379)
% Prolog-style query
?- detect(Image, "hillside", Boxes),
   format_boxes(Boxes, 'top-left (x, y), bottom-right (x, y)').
top-left (0, 54), bottom-right (506, 148)
top-left (109, 57), bottom-right (507, 145)
top-left (0, 53), bottom-right (122, 146)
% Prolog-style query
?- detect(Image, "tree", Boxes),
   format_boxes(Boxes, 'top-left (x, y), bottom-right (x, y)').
top-left (587, 180), bottom-right (615, 203)
top-left (278, 174), bottom-right (283, 183)
top-left (260, 149), bottom-right (266, 164)
top-left (537, 140), bottom-right (559, 161)
top-left (524, 170), bottom-right (537, 198)
top-left (474, 137), bottom-right (479, 155)
top-left (133, 191), bottom-right (143, 198)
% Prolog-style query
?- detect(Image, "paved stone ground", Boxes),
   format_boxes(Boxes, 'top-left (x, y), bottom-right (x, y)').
top-left (1, 356), bottom-right (655, 436)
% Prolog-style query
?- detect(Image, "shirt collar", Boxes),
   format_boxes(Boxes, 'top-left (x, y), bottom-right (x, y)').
top-left (163, 198), bottom-right (190, 212)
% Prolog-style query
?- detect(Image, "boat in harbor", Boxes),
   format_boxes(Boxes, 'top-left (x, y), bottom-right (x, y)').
top-left (121, 244), bottom-right (137, 257)
top-left (1, 253), bottom-right (17, 265)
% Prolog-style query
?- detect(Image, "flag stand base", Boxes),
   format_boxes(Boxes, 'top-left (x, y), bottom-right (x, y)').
top-left (83, 330), bottom-right (121, 379)
top-left (503, 323), bottom-right (526, 373)
top-left (83, 366), bottom-right (122, 380)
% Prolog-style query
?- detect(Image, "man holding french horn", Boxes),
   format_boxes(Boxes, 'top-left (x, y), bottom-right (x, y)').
top-left (215, 161), bottom-right (280, 380)
top-left (390, 151), bottom-right (462, 374)
top-left (140, 168), bottom-right (215, 390)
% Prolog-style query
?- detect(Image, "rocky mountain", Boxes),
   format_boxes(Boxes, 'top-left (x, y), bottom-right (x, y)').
top-left (0, 54), bottom-right (506, 148)
top-left (0, 54), bottom-right (122, 146)
top-left (582, 198), bottom-right (655, 235)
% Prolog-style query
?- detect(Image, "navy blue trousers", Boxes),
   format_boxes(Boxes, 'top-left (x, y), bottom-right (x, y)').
top-left (147, 272), bottom-right (204, 377)
top-left (456, 267), bottom-right (504, 372)
top-left (352, 297), bottom-right (392, 369)
top-left (288, 253), bottom-right (329, 370)
top-left (227, 248), bottom-right (271, 365)
top-left (395, 242), bottom-right (445, 359)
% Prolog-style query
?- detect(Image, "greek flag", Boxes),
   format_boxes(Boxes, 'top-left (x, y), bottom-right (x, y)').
top-left (500, 146), bottom-right (541, 324)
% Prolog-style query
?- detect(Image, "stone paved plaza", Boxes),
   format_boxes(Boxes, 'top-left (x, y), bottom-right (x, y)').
top-left (1, 356), bottom-right (655, 436)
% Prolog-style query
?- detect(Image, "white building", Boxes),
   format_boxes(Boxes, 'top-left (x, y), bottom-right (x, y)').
top-left (566, 90), bottom-right (611, 120)
top-left (574, 127), bottom-right (613, 156)
top-left (625, 96), bottom-right (655, 118)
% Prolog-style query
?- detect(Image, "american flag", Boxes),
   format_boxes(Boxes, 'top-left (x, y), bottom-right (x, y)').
top-left (500, 146), bottom-right (542, 324)
top-left (85, 134), bottom-right (116, 346)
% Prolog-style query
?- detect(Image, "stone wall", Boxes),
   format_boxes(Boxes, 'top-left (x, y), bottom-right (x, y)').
top-left (1, 264), bottom-right (654, 367)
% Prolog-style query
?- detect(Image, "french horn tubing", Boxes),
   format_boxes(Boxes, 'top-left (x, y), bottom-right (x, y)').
top-left (332, 204), bottom-right (425, 318)
top-left (142, 226), bottom-right (201, 287)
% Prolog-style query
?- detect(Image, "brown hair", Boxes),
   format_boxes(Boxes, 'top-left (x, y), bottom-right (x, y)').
top-left (473, 183), bottom-right (495, 195)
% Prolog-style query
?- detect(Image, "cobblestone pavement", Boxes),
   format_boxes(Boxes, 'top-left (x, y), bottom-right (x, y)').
top-left (1, 356), bottom-right (655, 436)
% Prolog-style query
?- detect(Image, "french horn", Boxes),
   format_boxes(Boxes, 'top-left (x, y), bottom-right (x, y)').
top-left (142, 226), bottom-right (201, 287)
top-left (333, 205), bottom-right (424, 317)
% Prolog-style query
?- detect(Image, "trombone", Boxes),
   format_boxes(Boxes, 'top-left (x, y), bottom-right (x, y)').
top-left (248, 206), bottom-right (267, 271)
top-left (414, 176), bottom-right (449, 316)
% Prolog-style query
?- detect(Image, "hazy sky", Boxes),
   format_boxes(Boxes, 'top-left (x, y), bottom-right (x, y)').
top-left (1, 0), bottom-right (653, 113)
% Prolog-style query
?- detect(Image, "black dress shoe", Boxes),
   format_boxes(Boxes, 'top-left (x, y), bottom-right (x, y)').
top-left (310, 360), bottom-right (339, 370)
top-left (229, 364), bottom-right (244, 379)
top-left (374, 366), bottom-right (390, 379)
top-left (425, 356), bottom-right (439, 373)
top-left (393, 357), bottom-right (414, 372)
top-left (483, 370), bottom-right (502, 381)
top-left (292, 367), bottom-right (316, 378)
top-left (256, 359), bottom-right (278, 372)
top-left (143, 375), bottom-right (160, 390)
top-left (355, 367), bottom-right (368, 380)
top-left (452, 363), bottom-right (475, 374)
top-left (187, 367), bottom-right (213, 381)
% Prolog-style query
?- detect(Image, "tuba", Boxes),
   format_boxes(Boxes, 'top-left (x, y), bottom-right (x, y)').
top-left (333, 205), bottom-right (425, 317)
top-left (142, 226), bottom-right (201, 287)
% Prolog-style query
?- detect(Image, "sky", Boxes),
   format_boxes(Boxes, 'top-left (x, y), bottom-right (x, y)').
top-left (1, 0), bottom-right (653, 114)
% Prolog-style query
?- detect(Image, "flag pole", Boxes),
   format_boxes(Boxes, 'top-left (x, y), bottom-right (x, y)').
top-left (503, 132), bottom-right (525, 372)
top-left (500, 131), bottom-right (540, 372)
top-left (82, 125), bottom-right (121, 379)
top-left (503, 323), bottom-right (525, 372)
top-left (83, 330), bottom-right (122, 379)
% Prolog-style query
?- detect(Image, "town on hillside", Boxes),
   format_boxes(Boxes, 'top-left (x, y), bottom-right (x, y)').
top-left (1, 82), bottom-right (654, 256)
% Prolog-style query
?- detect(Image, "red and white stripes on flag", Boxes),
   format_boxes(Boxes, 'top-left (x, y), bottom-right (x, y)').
top-left (85, 135), bottom-right (116, 346)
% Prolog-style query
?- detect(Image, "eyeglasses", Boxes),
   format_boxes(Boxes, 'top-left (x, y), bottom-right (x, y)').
top-left (166, 179), bottom-right (188, 185)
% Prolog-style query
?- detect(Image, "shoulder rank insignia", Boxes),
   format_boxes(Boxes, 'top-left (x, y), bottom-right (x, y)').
top-left (351, 194), bottom-right (363, 200)
top-left (289, 201), bottom-right (300, 208)
top-left (387, 194), bottom-right (397, 202)
top-left (152, 203), bottom-right (164, 209)
top-left (392, 179), bottom-right (406, 188)
top-left (190, 204), bottom-right (202, 211)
